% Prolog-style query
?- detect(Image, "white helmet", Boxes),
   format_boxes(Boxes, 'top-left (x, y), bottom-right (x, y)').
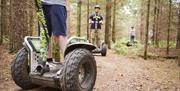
top-left (94, 4), bottom-right (100, 9)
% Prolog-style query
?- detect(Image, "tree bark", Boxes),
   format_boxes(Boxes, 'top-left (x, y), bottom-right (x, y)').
top-left (1, 0), bottom-right (8, 44)
top-left (1, 0), bottom-right (10, 36)
top-left (9, 0), bottom-right (29, 52)
top-left (87, 0), bottom-right (90, 40)
top-left (105, 0), bottom-right (112, 49)
top-left (144, 0), bottom-right (151, 60)
top-left (152, 0), bottom-right (157, 44)
top-left (166, 0), bottom-right (172, 57)
top-left (155, 0), bottom-right (160, 47)
top-left (176, 3), bottom-right (180, 66)
top-left (0, 0), bottom-right (2, 44)
top-left (66, 0), bottom-right (73, 37)
top-left (177, 3), bottom-right (180, 49)
top-left (140, 0), bottom-right (145, 44)
top-left (28, 0), bottom-right (35, 36)
top-left (77, 0), bottom-right (82, 37)
top-left (112, 0), bottom-right (117, 43)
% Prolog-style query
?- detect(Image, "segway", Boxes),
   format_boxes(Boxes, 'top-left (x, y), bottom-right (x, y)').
top-left (89, 14), bottom-right (107, 56)
top-left (11, 1), bottom-right (97, 91)
top-left (92, 41), bottom-right (107, 56)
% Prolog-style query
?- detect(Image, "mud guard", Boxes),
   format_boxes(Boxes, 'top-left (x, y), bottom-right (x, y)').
top-left (64, 43), bottom-right (96, 57)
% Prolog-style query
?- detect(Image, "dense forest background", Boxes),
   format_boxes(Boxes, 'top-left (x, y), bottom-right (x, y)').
top-left (0, 0), bottom-right (179, 90)
top-left (0, 0), bottom-right (180, 63)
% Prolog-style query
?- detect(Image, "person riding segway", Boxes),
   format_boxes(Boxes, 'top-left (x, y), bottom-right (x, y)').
top-left (11, 0), bottom-right (97, 90)
top-left (89, 5), bottom-right (103, 47)
top-left (89, 5), bottom-right (107, 56)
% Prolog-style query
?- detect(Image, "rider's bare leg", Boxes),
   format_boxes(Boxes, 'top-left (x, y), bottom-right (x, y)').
top-left (54, 35), bottom-right (67, 55)
top-left (96, 30), bottom-right (100, 48)
top-left (47, 37), bottom-right (52, 60)
top-left (59, 35), bottom-right (67, 55)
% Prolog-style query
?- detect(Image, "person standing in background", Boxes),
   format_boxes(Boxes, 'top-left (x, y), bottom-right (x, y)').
top-left (130, 26), bottom-right (136, 43)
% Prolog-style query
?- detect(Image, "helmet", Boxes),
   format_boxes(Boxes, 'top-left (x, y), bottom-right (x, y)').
top-left (94, 4), bottom-right (100, 9)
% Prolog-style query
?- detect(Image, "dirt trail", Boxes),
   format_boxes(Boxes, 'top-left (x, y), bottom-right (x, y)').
top-left (0, 49), bottom-right (179, 91)
top-left (94, 51), bottom-right (180, 91)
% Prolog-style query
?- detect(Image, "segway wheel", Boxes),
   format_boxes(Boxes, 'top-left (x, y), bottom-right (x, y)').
top-left (101, 43), bottom-right (107, 56)
top-left (62, 48), bottom-right (97, 91)
top-left (11, 48), bottom-right (38, 89)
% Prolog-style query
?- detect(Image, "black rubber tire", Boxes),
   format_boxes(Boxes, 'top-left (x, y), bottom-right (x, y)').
top-left (11, 48), bottom-right (38, 89)
top-left (62, 48), bottom-right (97, 91)
top-left (101, 43), bottom-right (107, 56)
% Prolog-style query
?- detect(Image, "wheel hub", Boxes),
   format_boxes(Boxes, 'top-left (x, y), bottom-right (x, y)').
top-left (79, 65), bottom-right (85, 84)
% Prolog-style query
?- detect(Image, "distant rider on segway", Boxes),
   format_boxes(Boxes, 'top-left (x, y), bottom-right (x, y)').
top-left (89, 5), bottom-right (103, 48)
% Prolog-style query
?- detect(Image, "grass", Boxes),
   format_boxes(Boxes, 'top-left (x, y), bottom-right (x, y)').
top-left (2, 35), bottom-right (9, 44)
top-left (151, 40), bottom-right (177, 48)
top-left (112, 38), bottom-right (128, 55)
top-left (112, 38), bottom-right (143, 56)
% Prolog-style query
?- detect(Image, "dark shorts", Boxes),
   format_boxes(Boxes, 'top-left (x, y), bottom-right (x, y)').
top-left (131, 36), bottom-right (135, 42)
top-left (42, 4), bottom-right (67, 37)
top-left (90, 23), bottom-right (102, 29)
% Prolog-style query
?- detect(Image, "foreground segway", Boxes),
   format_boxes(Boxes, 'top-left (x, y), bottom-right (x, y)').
top-left (11, 37), bottom-right (97, 91)
top-left (11, 0), bottom-right (97, 91)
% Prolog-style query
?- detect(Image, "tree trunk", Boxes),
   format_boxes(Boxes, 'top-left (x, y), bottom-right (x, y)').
top-left (0, 0), bottom-right (2, 44)
top-left (28, 0), bottom-right (35, 36)
top-left (1, 0), bottom-right (7, 45)
top-left (1, 0), bottom-right (10, 36)
top-left (155, 0), bottom-right (160, 47)
top-left (67, 0), bottom-right (73, 37)
top-left (77, 0), bottom-right (82, 37)
top-left (112, 0), bottom-right (117, 43)
top-left (140, 0), bottom-right (145, 44)
top-left (166, 0), bottom-right (172, 57)
top-left (9, 0), bottom-right (29, 52)
top-left (144, 0), bottom-right (151, 60)
top-left (87, 0), bottom-right (90, 40)
top-left (105, 0), bottom-right (112, 49)
top-left (177, 3), bottom-right (180, 49)
top-left (152, 0), bottom-right (157, 44)
top-left (176, 3), bottom-right (180, 66)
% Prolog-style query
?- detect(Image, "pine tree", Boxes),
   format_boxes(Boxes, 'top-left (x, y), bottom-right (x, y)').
top-left (105, 0), bottom-right (112, 49)
top-left (144, 0), bottom-right (151, 60)
top-left (9, 0), bottom-right (30, 52)
top-left (77, 0), bottom-right (82, 37)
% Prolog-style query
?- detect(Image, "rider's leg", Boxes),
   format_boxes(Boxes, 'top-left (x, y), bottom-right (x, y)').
top-left (53, 35), bottom-right (67, 57)
top-left (59, 35), bottom-right (67, 55)
top-left (92, 30), bottom-right (95, 45)
top-left (47, 38), bottom-right (53, 60)
top-left (50, 5), bottom-right (67, 57)
top-left (43, 5), bottom-right (53, 61)
top-left (130, 35), bottom-right (133, 43)
top-left (96, 30), bottom-right (100, 48)
top-left (132, 36), bottom-right (135, 43)
top-left (89, 30), bottom-right (92, 43)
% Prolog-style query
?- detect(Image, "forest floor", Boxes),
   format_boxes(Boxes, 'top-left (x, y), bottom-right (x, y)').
top-left (0, 45), bottom-right (179, 91)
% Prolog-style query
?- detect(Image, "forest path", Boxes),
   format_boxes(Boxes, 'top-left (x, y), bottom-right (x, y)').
top-left (0, 48), bottom-right (179, 91)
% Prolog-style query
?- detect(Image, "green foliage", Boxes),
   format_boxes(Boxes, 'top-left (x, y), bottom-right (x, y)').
top-left (112, 38), bottom-right (128, 55)
top-left (152, 40), bottom-right (177, 48)
top-left (112, 38), bottom-right (143, 56)
top-left (35, 0), bottom-right (49, 61)
top-left (2, 35), bottom-right (9, 44)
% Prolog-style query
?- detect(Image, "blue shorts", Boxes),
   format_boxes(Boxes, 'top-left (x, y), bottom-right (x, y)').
top-left (43, 5), bottom-right (67, 37)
